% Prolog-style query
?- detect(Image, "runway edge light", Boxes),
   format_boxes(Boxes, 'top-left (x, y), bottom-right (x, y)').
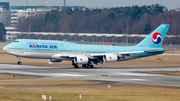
top-left (42, 90), bottom-right (44, 99)
top-left (49, 95), bottom-right (52, 101)
top-left (43, 94), bottom-right (46, 101)
top-left (79, 91), bottom-right (82, 101)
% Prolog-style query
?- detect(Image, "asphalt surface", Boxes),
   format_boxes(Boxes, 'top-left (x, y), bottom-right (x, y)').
top-left (0, 64), bottom-right (180, 88)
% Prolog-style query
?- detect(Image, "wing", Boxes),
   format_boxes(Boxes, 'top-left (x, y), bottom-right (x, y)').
top-left (89, 49), bottom-right (165, 64)
top-left (50, 50), bottom-right (164, 64)
top-left (89, 51), bottom-right (144, 64)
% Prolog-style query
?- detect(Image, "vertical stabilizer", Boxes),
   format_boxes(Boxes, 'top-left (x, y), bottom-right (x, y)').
top-left (137, 24), bottom-right (170, 48)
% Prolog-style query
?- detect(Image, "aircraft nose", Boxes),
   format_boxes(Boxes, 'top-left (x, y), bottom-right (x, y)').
top-left (3, 45), bottom-right (8, 51)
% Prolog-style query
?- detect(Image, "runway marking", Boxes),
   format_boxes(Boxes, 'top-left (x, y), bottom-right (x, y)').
top-left (95, 78), bottom-right (149, 81)
top-left (115, 73), bottom-right (164, 76)
top-left (35, 70), bottom-right (48, 71)
top-left (129, 79), bottom-right (149, 81)
top-left (0, 70), bottom-right (89, 77)
top-left (0, 70), bottom-right (55, 77)
top-left (54, 74), bottom-right (88, 77)
top-left (1, 64), bottom-right (180, 88)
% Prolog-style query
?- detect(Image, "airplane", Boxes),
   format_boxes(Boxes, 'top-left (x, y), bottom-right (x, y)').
top-left (3, 24), bottom-right (170, 69)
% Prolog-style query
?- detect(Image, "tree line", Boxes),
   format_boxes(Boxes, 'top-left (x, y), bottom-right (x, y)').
top-left (17, 4), bottom-right (180, 37)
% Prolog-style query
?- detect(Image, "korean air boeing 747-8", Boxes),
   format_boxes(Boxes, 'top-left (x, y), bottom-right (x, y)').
top-left (3, 24), bottom-right (170, 68)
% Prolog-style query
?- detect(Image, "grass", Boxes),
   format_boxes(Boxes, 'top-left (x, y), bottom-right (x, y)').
top-left (166, 49), bottom-right (180, 54)
top-left (0, 86), bottom-right (180, 101)
top-left (139, 71), bottom-right (180, 75)
top-left (0, 74), bottom-right (40, 80)
top-left (0, 42), bottom-right (10, 46)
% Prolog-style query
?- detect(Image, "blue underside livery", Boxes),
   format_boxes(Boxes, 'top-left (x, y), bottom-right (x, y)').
top-left (3, 24), bottom-right (170, 68)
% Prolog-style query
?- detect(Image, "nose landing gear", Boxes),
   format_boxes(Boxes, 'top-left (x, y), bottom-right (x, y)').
top-left (17, 57), bottom-right (22, 65)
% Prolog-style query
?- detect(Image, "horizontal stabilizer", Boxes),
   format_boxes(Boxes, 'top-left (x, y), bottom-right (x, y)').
top-left (144, 50), bottom-right (164, 53)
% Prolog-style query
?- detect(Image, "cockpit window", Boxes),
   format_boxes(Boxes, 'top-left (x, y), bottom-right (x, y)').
top-left (13, 41), bottom-right (19, 42)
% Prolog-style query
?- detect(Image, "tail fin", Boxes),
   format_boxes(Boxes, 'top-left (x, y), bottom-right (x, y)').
top-left (137, 24), bottom-right (170, 48)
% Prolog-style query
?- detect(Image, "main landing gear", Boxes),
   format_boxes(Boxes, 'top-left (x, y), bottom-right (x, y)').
top-left (82, 64), bottom-right (94, 69)
top-left (72, 61), bottom-right (79, 68)
top-left (17, 57), bottom-right (22, 65)
top-left (72, 61), bottom-right (94, 69)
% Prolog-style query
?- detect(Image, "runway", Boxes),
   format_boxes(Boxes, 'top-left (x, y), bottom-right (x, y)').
top-left (0, 64), bottom-right (180, 88)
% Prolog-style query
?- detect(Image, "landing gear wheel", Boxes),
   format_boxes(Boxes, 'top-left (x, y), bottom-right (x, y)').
top-left (74, 64), bottom-right (79, 68)
top-left (86, 65), bottom-right (91, 69)
top-left (90, 65), bottom-right (94, 68)
top-left (17, 57), bottom-right (22, 65)
top-left (72, 61), bottom-right (79, 68)
top-left (17, 61), bottom-right (22, 65)
top-left (72, 61), bottom-right (75, 65)
top-left (82, 64), bottom-right (87, 67)
top-left (86, 64), bottom-right (94, 69)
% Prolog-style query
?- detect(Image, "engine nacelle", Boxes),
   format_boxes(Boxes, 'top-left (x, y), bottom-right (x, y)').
top-left (103, 54), bottom-right (118, 62)
top-left (49, 59), bottom-right (62, 62)
top-left (74, 55), bottom-right (89, 64)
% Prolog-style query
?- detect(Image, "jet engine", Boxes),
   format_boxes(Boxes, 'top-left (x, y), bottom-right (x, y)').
top-left (103, 54), bottom-right (118, 62)
top-left (49, 59), bottom-right (62, 62)
top-left (74, 55), bottom-right (89, 64)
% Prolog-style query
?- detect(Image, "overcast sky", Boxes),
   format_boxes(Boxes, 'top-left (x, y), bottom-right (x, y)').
top-left (0, 0), bottom-right (179, 9)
